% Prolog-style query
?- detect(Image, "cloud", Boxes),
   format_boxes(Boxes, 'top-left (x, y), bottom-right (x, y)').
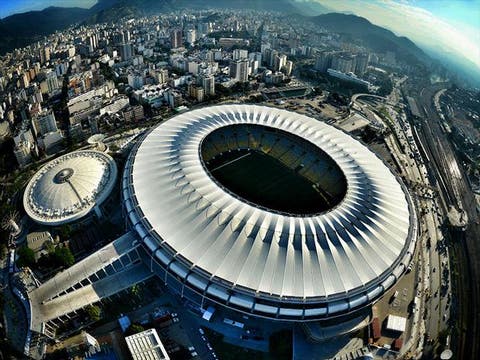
top-left (317, 0), bottom-right (480, 70)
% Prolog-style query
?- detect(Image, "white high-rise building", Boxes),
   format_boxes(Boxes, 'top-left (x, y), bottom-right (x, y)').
top-left (186, 29), bottom-right (196, 46)
top-left (202, 75), bottom-right (215, 96)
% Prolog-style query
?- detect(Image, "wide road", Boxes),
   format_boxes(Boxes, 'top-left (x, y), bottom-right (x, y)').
top-left (415, 85), bottom-right (480, 359)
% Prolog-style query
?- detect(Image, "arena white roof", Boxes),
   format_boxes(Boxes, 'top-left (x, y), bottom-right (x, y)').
top-left (124, 104), bottom-right (416, 309)
top-left (24, 150), bottom-right (117, 225)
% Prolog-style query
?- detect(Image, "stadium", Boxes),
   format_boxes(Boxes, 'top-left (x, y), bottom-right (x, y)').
top-left (23, 150), bottom-right (118, 226)
top-left (122, 104), bottom-right (417, 321)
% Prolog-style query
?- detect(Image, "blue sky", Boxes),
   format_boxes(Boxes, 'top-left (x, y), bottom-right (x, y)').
top-left (0, 0), bottom-right (96, 18)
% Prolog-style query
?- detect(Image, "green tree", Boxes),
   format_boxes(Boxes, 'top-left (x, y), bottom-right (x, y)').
top-left (85, 305), bottom-right (101, 322)
top-left (53, 246), bottom-right (74, 267)
top-left (126, 324), bottom-right (145, 335)
top-left (16, 246), bottom-right (35, 268)
top-left (57, 224), bottom-right (72, 240)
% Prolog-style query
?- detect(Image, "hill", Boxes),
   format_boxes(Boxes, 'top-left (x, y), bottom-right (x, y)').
top-left (0, 7), bottom-right (89, 53)
top-left (311, 13), bottom-right (431, 66)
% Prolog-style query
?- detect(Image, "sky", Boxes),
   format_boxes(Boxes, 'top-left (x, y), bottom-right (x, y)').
top-left (317, 0), bottom-right (480, 70)
top-left (0, 0), bottom-right (97, 18)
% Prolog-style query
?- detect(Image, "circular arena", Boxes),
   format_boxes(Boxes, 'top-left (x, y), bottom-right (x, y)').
top-left (24, 150), bottom-right (118, 226)
top-left (123, 104), bottom-right (417, 321)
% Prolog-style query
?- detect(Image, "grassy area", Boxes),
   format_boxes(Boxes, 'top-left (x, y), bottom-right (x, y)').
top-left (208, 150), bottom-right (332, 214)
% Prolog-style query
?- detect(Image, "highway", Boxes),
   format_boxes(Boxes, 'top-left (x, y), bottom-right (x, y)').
top-left (415, 85), bottom-right (480, 359)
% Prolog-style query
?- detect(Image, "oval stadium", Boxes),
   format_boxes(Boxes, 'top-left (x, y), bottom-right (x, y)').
top-left (122, 104), bottom-right (417, 321)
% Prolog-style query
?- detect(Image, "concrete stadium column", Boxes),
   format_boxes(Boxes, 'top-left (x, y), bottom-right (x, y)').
top-left (94, 205), bottom-right (103, 219)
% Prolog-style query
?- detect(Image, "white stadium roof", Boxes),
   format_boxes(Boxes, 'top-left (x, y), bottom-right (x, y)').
top-left (24, 150), bottom-right (117, 225)
top-left (123, 104), bottom-right (417, 318)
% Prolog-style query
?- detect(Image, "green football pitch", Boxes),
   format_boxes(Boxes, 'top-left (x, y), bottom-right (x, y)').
top-left (208, 150), bottom-right (331, 215)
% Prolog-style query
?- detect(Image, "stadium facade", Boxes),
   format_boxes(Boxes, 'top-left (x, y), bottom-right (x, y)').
top-left (122, 104), bottom-right (417, 321)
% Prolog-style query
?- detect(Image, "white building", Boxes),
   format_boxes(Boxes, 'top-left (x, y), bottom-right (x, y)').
top-left (186, 29), bottom-right (196, 46)
top-left (125, 328), bottom-right (170, 360)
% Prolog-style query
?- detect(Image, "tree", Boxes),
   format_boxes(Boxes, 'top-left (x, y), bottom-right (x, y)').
top-left (85, 305), bottom-right (101, 322)
top-left (53, 246), bottom-right (74, 267)
top-left (57, 224), bottom-right (72, 240)
top-left (126, 324), bottom-right (145, 335)
top-left (16, 246), bottom-right (35, 268)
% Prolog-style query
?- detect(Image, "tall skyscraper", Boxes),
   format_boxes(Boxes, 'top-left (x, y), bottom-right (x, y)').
top-left (170, 29), bottom-right (183, 49)
top-left (202, 75), bottom-right (215, 96)
top-left (229, 59), bottom-right (249, 82)
top-left (354, 54), bottom-right (369, 75)
top-left (119, 43), bottom-right (133, 61)
top-left (186, 29), bottom-right (196, 46)
top-left (331, 55), bottom-right (356, 73)
top-left (38, 46), bottom-right (51, 65)
top-left (273, 54), bottom-right (287, 72)
top-left (314, 52), bottom-right (333, 72)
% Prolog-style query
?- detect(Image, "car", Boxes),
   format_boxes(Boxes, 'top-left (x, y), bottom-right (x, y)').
top-left (198, 328), bottom-right (205, 335)
top-left (172, 317), bottom-right (180, 323)
top-left (201, 336), bottom-right (206, 341)
top-left (188, 346), bottom-right (195, 352)
top-left (207, 343), bottom-right (213, 350)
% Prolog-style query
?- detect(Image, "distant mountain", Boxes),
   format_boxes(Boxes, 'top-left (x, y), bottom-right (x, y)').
top-left (0, 0), bottom-right (429, 73)
top-left (86, 0), bottom-right (301, 23)
top-left (0, 7), bottom-right (89, 53)
top-left (311, 13), bottom-right (431, 66)
top-left (0, 0), bottom-right (301, 53)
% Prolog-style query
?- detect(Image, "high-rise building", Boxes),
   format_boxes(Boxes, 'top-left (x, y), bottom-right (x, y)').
top-left (331, 55), bottom-right (356, 73)
top-left (38, 46), bottom-right (51, 65)
top-left (32, 110), bottom-right (58, 137)
top-left (273, 54), bottom-right (287, 72)
top-left (113, 31), bottom-right (125, 45)
top-left (283, 60), bottom-right (293, 76)
top-left (186, 29), bottom-right (196, 46)
top-left (233, 49), bottom-right (248, 60)
top-left (170, 29), bottom-right (183, 49)
top-left (202, 75), bottom-right (215, 96)
top-left (249, 52), bottom-right (262, 64)
top-left (119, 43), bottom-right (133, 61)
top-left (354, 54), bottom-right (369, 75)
top-left (46, 71), bottom-right (59, 94)
top-left (14, 141), bottom-right (34, 167)
top-left (229, 59), bottom-right (249, 82)
top-left (314, 52), bottom-right (333, 72)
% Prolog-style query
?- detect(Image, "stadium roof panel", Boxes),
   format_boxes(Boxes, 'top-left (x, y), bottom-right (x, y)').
top-left (124, 104), bottom-right (416, 305)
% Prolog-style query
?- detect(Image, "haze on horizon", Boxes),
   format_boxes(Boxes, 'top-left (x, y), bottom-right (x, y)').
top-left (314, 0), bottom-right (480, 73)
